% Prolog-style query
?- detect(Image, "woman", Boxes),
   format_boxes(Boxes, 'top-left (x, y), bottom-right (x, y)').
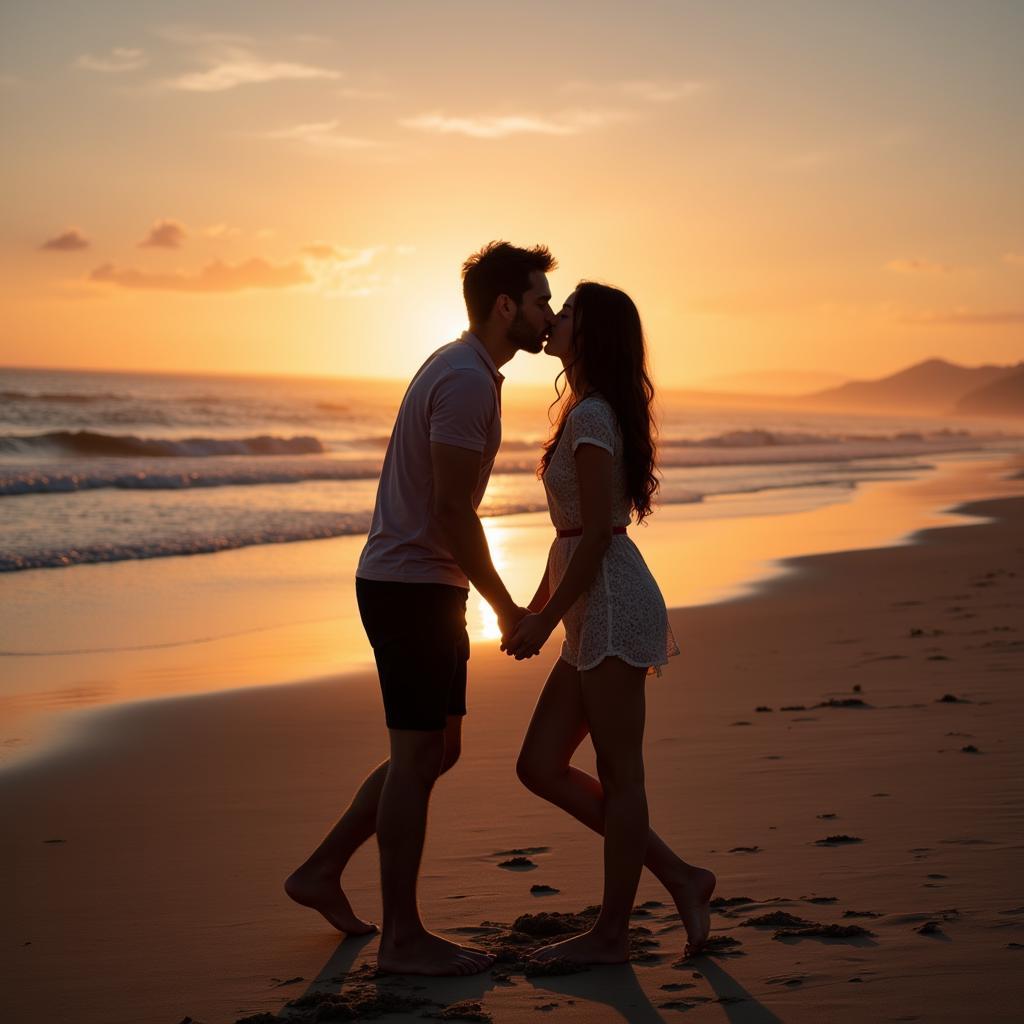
top-left (503, 281), bottom-right (716, 964)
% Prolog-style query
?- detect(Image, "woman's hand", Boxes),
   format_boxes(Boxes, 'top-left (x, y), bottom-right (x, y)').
top-left (501, 611), bottom-right (556, 660)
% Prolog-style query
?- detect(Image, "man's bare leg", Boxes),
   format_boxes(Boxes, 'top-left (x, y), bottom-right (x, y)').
top-left (285, 717), bottom-right (463, 936)
top-left (375, 726), bottom-right (494, 976)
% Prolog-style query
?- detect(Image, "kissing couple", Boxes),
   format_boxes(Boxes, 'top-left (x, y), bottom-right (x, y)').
top-left (285, 241), bottom-right (716, 975)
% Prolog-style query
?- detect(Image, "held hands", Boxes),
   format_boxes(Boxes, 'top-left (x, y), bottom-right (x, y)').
top-left (500, 610), bottom-right (556, 661)
top-left (497, 604), bottom-right (529, 643)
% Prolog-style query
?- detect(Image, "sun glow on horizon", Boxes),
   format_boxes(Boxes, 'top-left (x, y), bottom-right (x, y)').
top-left (2, 3), bottom-right (1022, 385)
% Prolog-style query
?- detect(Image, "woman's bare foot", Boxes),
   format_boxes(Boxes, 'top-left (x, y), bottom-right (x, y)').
top-left (529, 927), bottom-right (630, 966)
top-left (284, 862), bottom-right (377, 936)
top-left (667, 866), bottom-right (717, 957)
top-left (377, 931), bottom-right (496, 976)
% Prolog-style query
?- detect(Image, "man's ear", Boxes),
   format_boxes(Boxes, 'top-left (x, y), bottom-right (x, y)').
top-left (494, 293), bottom-right (516, 322)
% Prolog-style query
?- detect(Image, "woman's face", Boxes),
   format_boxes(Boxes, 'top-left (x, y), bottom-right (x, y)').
top-left (543, 291), bottom-right (577, 365)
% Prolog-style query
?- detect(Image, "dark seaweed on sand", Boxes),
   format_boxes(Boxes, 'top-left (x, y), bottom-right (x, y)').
top-left (709, 895), bottom-right (755, 908)
top-left (773, 923), bottom-right (875, 940)
top-left (277, 982), bottom-right (435, 1021)
top-left (674, 935), bottom-right (744, 961)
top-left (740, 911), bottom-right (816, 928)
top-left (425, 1000), bottom-right (493, 1022)
top-left (498, 856), bottom-right (537, 868)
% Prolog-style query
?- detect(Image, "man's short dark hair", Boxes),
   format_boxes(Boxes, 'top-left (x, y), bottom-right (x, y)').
top-left (461, 241), bottom-right (556, 327)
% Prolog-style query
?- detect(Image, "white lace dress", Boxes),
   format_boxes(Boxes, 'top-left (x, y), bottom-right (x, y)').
top-left (541, 394), bottom-right (680, 676)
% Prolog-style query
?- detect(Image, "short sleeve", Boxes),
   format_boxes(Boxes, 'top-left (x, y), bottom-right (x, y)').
top-left (570, 398), bottom-right (618, 456)
top-left (429, 370), bottom-right (497, 453)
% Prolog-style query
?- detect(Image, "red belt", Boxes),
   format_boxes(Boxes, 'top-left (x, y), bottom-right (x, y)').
top-left (556, 526), bottom-right (627, 538)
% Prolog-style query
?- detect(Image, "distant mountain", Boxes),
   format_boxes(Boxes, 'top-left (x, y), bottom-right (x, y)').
top-left (799, 358), bottom-right (1019, 414)
top-left (954, 365), bottom-right (1024, 417)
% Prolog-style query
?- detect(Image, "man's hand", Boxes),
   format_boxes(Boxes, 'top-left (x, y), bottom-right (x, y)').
top-left (497, 605), bottom-right (529, 647)
top-left (501, 612), bottom-right (556, 661)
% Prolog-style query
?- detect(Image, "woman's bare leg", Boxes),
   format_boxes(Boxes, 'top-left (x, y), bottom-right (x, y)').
top-left (517, 658), bottom-right (715, 957)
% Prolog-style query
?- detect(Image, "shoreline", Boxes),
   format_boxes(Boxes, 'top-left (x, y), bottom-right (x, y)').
top-left (1, 450), bottom-right (1022, 775)
top-left (2, 459), bottom-right (1023, 1022)
top-left (2, 448), bottom-right (1024, 774)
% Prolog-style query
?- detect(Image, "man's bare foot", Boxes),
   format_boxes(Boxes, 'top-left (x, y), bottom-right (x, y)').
top-left (668, 866), bottom-right (717, 957)
top-left (529, 928), bottom-right (629, 966)
top-left (284, 863), bottom-right (377, 936)
top-left (377, 930), bottom-right (496, 976)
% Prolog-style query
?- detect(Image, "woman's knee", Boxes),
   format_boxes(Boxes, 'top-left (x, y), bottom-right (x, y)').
top-left (516, 748), bottom-right (563, 794)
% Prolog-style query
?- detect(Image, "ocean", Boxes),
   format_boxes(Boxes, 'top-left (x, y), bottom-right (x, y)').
top-left (2, 364), bottom-right (1022, 573)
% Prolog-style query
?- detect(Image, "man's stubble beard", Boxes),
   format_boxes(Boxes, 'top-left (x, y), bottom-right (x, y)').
top-left (508, 308), bottom-right (545, 354)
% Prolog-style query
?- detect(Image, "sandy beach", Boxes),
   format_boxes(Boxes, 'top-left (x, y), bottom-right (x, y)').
top-left (3, 456), bottom-right (1024, 1023)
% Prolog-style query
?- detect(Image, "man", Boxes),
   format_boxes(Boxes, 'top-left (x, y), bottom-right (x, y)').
top-left (285, 241), bottom-right (557, 976)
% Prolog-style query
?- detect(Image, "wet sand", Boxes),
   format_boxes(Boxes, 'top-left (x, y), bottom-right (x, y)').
top-left (2, 458), bottom-right (1023, 1022)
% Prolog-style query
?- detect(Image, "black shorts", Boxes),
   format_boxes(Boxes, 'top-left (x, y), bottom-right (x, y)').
top-left (355, 576), bottom-right (470, 731)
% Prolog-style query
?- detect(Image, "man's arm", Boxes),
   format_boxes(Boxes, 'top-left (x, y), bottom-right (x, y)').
top-left (430, 441), bottom-right (525, 636)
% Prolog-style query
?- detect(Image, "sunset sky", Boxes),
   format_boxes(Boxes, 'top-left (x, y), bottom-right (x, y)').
top-left (2, 0), bottom-right (1022, 390)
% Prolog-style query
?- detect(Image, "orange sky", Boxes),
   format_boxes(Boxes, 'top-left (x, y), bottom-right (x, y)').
top-left (1, 2), bottom-right (1022, 390)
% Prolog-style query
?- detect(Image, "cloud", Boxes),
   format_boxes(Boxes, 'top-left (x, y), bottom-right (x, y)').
top-left (301, 243), bottom-right (380, 269)
top-left (139, 219), bottom-right (187, 249)
top-left (401, 109), bottom-right (627, 139)
top-left (259, 120), bottom-right (379, 150)
top-left (885, 258), bottom-right (958, 274)
top-left (302, 243), bottom-right (339, 260)
top-left (299, 244), bottom-right (409, 297)
top-left (89, 257), bottom-right (311, 292)
top-left (203, 223), bottom-right (243, 240)
top-left (162, 44), bottom-right (342, 92)
top-left (899, 307), bottom-right (1024, 326)
top-left (619, 79), bottom-right (707, 102)
top-left (41, 228), bottom-right (90, 252)
top-left (74, 47), bottom-right (148, 73)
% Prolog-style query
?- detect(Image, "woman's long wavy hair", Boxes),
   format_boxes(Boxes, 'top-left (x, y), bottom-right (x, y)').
top-left (538, 281), bottom-right (660, 524)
